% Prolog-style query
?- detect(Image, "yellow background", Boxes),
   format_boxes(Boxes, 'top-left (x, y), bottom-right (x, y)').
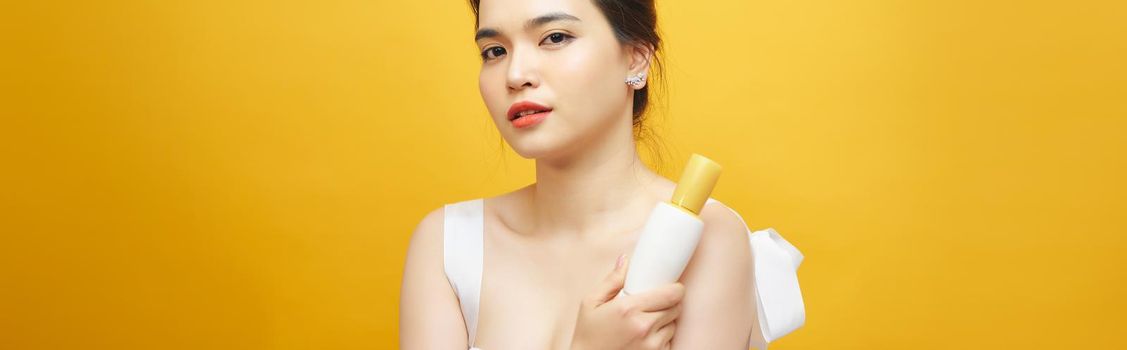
top-left (2, 0), bottom-right (1125, 348)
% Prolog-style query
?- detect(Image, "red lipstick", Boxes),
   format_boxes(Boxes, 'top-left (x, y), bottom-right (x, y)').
top-left (507, 101), bottom-right (552, 129)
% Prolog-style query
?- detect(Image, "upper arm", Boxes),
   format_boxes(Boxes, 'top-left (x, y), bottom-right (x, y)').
top-left (671, 203), bottom-right (755, 349)
top-left (399, 207), bottom-right (469, 350)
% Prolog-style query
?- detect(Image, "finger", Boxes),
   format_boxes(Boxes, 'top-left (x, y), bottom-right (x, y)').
top-left (648, 303), bottom-right (682, 329)
top-left (646, 321), bottom-right (676, 350)
top-left (631, 282), bottom-right (685, 312)
top-left (588, 254), bottom-right (629, 305)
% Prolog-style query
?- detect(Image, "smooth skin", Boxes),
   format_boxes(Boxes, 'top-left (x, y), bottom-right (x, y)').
top-left (399, 0), bottom-right (755, 349)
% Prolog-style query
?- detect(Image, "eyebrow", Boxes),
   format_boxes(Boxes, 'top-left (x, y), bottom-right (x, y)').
top-left (475, 12), bottom-right (581, 41)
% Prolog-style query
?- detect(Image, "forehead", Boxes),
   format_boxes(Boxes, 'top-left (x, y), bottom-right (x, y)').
top-left (477, 0), bottom-right (596, 28)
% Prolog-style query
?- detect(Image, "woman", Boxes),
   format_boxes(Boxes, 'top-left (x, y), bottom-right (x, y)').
top-left (400, 0), bottom-right (805, 349)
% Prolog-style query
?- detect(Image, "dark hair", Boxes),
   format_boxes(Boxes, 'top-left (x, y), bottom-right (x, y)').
top-left (470, 0), bottom-right (670, 173)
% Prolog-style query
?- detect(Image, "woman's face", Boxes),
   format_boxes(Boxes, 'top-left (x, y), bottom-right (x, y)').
top-left (475, 0), bottom-right (644, 160)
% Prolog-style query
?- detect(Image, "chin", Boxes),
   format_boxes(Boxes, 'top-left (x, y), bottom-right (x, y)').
top-left (507, 139), bottom-right (558, 160)
top-left (504, 132), bottom-right (574, 160)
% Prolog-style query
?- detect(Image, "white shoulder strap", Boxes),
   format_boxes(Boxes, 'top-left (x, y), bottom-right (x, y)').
top-left (706, 198), bottom-right (806, 349)
top-left (443, 198), bottom-right (484, 347)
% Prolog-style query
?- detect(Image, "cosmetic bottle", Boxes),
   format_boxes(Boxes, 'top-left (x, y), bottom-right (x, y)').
top-left (621, 153), bottom-right (722, 295)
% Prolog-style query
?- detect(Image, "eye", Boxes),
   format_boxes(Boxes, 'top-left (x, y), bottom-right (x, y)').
top-left (540, 32), bottom-right (574, 46)
top-left (480, 46), bottom-right (507, 61)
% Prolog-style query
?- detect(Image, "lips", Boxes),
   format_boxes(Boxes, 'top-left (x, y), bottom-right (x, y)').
top-left (507, 101), bottom-right (553, 121)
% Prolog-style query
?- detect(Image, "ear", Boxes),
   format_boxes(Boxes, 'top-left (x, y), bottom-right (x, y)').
top-left (625, 43), bottom-right (653, 89)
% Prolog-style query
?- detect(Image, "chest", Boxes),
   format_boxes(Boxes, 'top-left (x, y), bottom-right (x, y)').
top-left (472, 226), bottom-right (639, 350)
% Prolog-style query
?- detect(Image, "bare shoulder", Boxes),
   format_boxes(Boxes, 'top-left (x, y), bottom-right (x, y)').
top-left (671, 200), bottom-right (756, 348)
top-left (400, 204), bottom-right (470, 349)
top-left (407, 205), bottom-right (445, 254)
top-left (684, 201), bottom-right (752, 284)
top-left (697, 201), bottom-right (752, 255)
top-left (689, 202), bottom-right (752, 276)
top-left (402, 205), bottom-right (446, 283)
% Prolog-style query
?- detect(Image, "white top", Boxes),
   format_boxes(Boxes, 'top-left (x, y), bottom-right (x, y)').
top-left (443, 198), bottom-right (806, 350)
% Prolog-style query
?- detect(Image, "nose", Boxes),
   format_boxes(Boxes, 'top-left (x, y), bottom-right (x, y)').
top-left (505, 46), bottom-right (540, 91)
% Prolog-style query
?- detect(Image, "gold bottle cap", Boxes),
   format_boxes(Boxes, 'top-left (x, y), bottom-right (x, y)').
top-left (670, 154), bottom-right (722, 215)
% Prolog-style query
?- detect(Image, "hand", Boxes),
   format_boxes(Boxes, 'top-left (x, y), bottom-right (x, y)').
top-left (570, 254), bottom-right (684, 350)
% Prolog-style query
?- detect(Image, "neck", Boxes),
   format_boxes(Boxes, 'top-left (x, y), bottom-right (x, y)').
top-left (529, 130), bottom-right (662, 236)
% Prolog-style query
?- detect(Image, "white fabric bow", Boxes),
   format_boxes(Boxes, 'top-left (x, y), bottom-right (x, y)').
top-left (747, 228), bottom-right (806, 349)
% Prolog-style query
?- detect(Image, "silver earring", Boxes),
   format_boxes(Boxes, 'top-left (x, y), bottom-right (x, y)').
top-left (625, 72), bottom-right (646, 87)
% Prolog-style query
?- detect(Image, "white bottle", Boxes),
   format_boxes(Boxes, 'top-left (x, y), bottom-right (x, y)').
top-left (621, 154), bottom-right (722, 296)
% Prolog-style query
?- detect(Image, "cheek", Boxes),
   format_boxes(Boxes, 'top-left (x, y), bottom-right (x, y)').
top-left (478, 68), bottom-right (506, 119)
top-left (550, 42), bottom-right (627, 119)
